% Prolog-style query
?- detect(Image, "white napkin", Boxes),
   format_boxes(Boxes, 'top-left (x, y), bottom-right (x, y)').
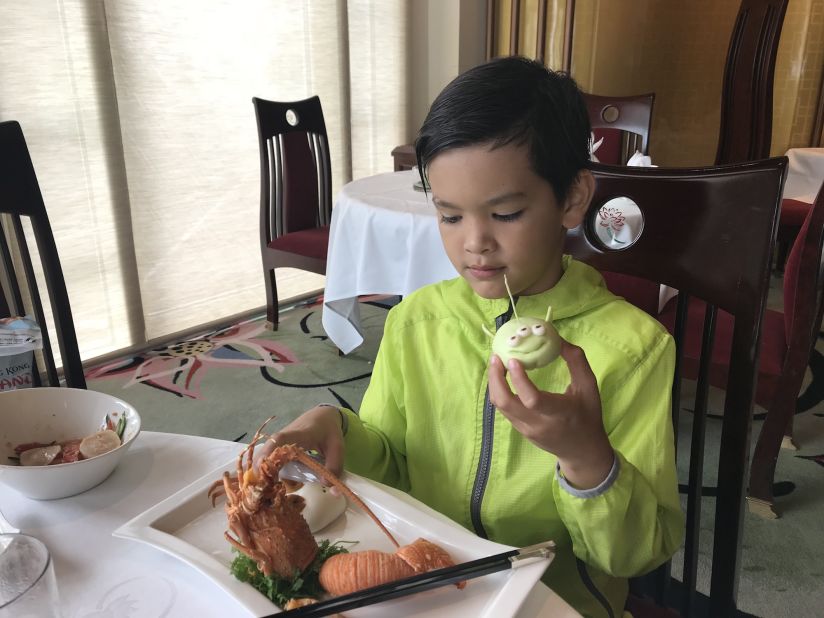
top-left (589, 132), bottom-right (604, 163)
top-left (627, 150), bottom-right (655, 167)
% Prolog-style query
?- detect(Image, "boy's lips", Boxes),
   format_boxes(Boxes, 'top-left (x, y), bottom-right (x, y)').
top-left (467, 265), bottom-right (504, 280)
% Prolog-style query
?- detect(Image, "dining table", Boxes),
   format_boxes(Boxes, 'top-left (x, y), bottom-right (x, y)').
top-left (783, 147), bottom-right (824, 203)
top-left (321, 169), bottom-right (456, 354)
top-left (0, 431), bottom-right (580, 617)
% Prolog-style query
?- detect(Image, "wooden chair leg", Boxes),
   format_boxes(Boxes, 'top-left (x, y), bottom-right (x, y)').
top-left (264, 266), bottom-right (279, 331)
top-left (781, 415), bottom-right (798, 450)
top-left (747, 395), bottom-right (798, 519)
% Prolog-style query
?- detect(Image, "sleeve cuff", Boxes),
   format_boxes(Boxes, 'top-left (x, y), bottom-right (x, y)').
top-left (555, 453), bottom-right (619, 499)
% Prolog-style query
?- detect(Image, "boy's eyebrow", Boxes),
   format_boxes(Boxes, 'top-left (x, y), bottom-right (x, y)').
top-left (432, 191), bottom-right (527, 209)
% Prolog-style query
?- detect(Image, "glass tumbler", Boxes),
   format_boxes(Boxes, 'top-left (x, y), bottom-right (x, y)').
top-left (0, 533), bottom-right (61, 618)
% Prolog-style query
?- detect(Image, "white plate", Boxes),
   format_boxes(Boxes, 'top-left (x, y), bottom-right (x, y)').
top-left (114, 459), bottom-right (553, 617)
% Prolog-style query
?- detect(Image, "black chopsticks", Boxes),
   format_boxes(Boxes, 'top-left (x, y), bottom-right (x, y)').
top-left (271, 540), bottom-right (555, 617)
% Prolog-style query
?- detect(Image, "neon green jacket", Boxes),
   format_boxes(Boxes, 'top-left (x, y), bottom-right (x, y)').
top-left (342, 257), bottom-right (684, 617)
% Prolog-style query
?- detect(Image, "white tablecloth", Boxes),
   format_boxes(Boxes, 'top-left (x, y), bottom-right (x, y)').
top-left (783, 148), bottom-right (824, 204)
top-left (322, 170), bottom-right (457, 353)
top-left (0, 431), bottom-right (579, 618)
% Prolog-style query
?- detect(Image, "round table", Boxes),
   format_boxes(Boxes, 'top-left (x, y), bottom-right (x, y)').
top-left (0, 431), bottom-right (580, 617)
top-left (321, 169), bottom-right (457, 354)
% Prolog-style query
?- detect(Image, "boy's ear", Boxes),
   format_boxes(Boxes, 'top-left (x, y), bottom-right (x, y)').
top-left (561, 170), bottom-right (594, 230)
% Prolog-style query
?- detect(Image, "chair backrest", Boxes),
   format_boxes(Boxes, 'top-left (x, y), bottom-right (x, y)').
top-left (782, 184), bottom-right (824, 370)
top-left (252, 96), bottom-right (332, 244)
top-left (0, 121), bottom-right (86, 389)
top-left (565, 157), bottom-right (788, 616)
top-left (715, 0), bottom-right (788, 164)
top-left (584, 92), bottom-right (655, 165)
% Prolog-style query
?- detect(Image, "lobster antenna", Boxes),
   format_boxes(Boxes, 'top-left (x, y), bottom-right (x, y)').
top-left (503, 274), bottom-right (518, 319)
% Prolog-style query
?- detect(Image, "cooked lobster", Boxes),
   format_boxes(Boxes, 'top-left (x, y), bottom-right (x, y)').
top-left (208, 416), bottom-right (465, 595)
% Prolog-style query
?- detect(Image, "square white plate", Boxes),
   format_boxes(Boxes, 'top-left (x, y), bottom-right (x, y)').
top-left (114, 459), bottom-right (553, 617)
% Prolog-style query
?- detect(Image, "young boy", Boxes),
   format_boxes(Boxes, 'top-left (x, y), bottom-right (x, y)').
top-left (271, 56), bottom-right (683, 616)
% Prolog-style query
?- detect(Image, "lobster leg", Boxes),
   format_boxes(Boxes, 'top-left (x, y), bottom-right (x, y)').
top-left (224, 531), bottom-right (272, 575)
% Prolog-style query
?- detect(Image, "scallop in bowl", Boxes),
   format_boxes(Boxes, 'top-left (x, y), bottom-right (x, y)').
top-left (0, 388), bottom-right (141, 500)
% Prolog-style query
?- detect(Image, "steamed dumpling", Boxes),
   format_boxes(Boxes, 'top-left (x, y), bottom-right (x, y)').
top-left (296, 482), bottom-right (347, 533)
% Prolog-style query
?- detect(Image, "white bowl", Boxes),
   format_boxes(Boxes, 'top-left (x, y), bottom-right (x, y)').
top-left (0, 388), bottom-right (141, 500)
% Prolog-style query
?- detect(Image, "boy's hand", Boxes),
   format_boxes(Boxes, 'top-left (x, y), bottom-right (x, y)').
top-left (488, 340), bottom-right (614, 490)
top-left (255, 405), bottom-right (346, 476)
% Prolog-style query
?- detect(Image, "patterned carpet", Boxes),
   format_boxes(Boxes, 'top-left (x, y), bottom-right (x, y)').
top-left (85, 295), bottom-right (824, 617)
top-left (85, 297), bottom-right (391, 442)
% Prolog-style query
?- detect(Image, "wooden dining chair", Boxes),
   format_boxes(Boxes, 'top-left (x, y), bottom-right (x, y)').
top-left (659, 180), bottom-right (824, 520)
top-left (253, 96), bottom-right (332, 330)
top-left (0, 120), bottom-right (86, 389)
top-left (584, 92), bottom-right (655, 165)
top-left (583, 92), bottom-right (660, 315)
top-left (714, 0), bottom-right (788, 165)
top-left (565, 157), bottom-right (788, 616)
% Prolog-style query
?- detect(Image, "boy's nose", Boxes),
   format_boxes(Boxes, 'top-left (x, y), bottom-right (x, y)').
top-left (464, 222), bottom-right (495, 254)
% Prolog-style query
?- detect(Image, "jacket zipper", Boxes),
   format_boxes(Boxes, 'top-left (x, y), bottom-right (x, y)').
top-left (470, 298), bottom-right (516, 538)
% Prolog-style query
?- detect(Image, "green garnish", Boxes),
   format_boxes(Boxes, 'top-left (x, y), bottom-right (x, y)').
top-left (229, 539), bottom-right (350, 607)
top-left (115, 416), bottom-right (127, 441)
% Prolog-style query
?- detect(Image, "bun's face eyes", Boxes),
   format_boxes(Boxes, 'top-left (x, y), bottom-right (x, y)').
top-left (491, 314), bottom-right (562, 370)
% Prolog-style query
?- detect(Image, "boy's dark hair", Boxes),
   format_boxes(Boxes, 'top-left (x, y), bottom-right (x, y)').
top-left (415, 56), bottom-right (591, 203)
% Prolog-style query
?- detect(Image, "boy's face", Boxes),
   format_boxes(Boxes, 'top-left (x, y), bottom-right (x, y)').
top-left (428, 142), bottom-right (591, 299)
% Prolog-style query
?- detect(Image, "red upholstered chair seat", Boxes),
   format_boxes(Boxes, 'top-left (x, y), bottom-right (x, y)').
top-left (659, 298), bottom-right (786, 409)
top-left (780, 198), bottom-right (811, 227)
top-left (268, 226), bottom-right (330, 261)
top-left (254, 96), bottom-right (332, 328)
top-left (776, 199), bottom-right (812, 271)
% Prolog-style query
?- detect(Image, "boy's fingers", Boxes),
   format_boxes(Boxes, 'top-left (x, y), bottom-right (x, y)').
top-left (488, 354), bottom-right (515, 409)
top-left (505, 358), bottom-right (542, 408)
top-left (323, 437), bottom-right (345, 477)
top-left (561, 341), bottom-right (598, 392)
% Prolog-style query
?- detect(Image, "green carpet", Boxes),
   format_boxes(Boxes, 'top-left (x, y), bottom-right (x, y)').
top-left (86, 297), bottom-right (824, 617)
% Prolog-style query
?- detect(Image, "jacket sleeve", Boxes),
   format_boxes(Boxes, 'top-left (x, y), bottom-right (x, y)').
top-left (341, 309), bottom-right (411, 491)
top-left (553, 330), bottom-right (685, 577)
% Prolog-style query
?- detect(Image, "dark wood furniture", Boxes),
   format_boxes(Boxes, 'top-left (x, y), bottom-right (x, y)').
top-left (566, 157), bottom-right (788, 616)
top-left (582, 92), bottom-right (658, 315)
top-left (715, 0), bottom-right (788, 164)
top-left (748, 186), bottom-right (824, 516)
top-left (707, 0), bottom-right (794, 520)
top-left (584, 92), bottom-right (655, 165)
top-left (391, 144), bottom-right (417, 172)
top-left (253, 96), bottom-right (332, 329)
top-left (660, 181), bottom-right (824, 520)
top-left (0, 120), bottom-right (86, 388)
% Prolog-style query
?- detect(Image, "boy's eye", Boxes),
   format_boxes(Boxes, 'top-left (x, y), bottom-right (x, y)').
top-left (493, 210), bottom-right (524, 222)
top-left (439, 214), bottom-right (461, 225)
